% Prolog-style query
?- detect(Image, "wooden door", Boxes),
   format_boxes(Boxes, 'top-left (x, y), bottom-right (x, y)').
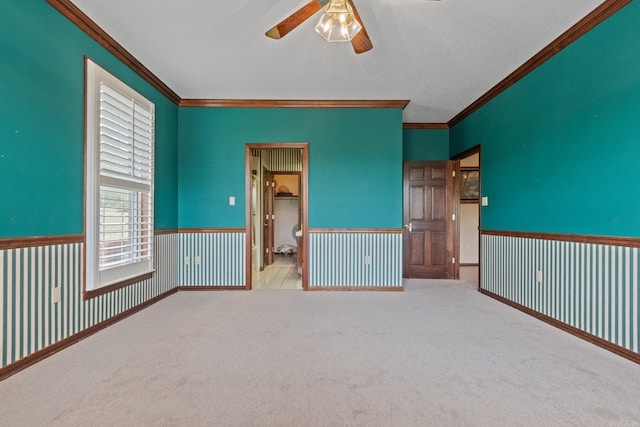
top-left (403, 161), bottom-right (456, 279)
top-left (263, 169), bottom-right (275, 266)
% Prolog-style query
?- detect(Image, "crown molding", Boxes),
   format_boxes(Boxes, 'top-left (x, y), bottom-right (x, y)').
top-left (403, 123), bottom-right (449, 130)
top-left (47, 0), bottom-right (629, 122)
top-left (448, 0), bottom-right (632, 128)
top-left (180, 99), bottom-right (410, 109)
top-left (46, 0), bottom-right (181, 105)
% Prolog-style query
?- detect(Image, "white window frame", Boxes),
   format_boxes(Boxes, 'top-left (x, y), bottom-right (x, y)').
top-left (85, 58), bottom-right (155, 291)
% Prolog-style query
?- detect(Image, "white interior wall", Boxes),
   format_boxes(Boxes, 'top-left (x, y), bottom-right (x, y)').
top-left (274, 198), bottom-right (299, 250)
top-left (460, 203), bottom-right (479, 264)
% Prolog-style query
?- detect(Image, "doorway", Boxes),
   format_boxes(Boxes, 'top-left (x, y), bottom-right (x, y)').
top-left (452, 145), bottom-right (482, 289)
top-left (245, 144), bottom-right (309, 290)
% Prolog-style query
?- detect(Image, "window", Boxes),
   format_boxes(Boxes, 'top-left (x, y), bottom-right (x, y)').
top-left (85, 59), bottom-right (155, 291)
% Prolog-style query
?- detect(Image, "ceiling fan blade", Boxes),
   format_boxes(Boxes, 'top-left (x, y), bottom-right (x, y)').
top-left (266, 0), bottom-right (328, 39)
top-left (348, 0), bottom-right (373, 54)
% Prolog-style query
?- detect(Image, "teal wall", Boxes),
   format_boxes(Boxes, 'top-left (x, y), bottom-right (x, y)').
top-left (178, 108), bottom-right (403, 229)
top-left (403, 128), bottom-right (449, 161)
top-left (0, 1), bottom-right (179, 238)
top-left (6, 0), bottom-right (638, 238)
top-left (450, 2), bottom-right (640, 238)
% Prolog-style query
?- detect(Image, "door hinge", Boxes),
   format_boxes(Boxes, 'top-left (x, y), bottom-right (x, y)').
top-left (266, 248), bottom-right (269, 253)
top-left (265, 214), bottom-right (269, 220)
top-left (272, 182), bottom-right (275, 188)
top-left (272, 214), bottom-right (275, 220)
top-left (452, 257), bottom-right (456, 264)
top-left (453, 170), bottom-right (456, 177)
top-left (452, 214), bottom-right (456, 221)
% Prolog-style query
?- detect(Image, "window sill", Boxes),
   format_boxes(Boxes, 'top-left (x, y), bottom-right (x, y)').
top-left (84, 271), bottom-right (155, 300)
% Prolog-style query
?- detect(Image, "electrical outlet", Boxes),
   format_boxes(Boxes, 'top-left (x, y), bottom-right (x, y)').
top-left (184, 256), bottom-right (190, 265)
top-left (364, 255), bottom-right (372, 265)
top-left (535, 270), bottom-right (543, 283)
top-left (52, 286), bottom-right (61, 304)
top-left (195, 256), bottom-right (201, 265)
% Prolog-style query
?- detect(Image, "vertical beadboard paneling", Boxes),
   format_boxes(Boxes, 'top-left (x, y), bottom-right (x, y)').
top-left (482, 234), bottom-right (640, 355)
top-left (1, 234), bottom-right (179, 369)
top-left (269, 149), bottom-right (302, 172)
top-left (309, 232), bottom-right (402, 287)
top-left (179, 232), bottom-right (246, 287)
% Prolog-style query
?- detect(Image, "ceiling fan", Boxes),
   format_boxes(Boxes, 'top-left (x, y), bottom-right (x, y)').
top-left (266, 0), bottom-right (441, 54)
top-left (265, 0), bottom-right (373, 54)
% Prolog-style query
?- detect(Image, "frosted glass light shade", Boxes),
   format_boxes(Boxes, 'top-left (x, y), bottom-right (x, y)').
top-left (314, 0), bottom-right (362, 42)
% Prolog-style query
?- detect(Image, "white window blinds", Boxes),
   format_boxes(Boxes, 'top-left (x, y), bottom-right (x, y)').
top-left (86, 59), bottom-right (155, 290)
top-left (99, 84), bottom-right (153, 187)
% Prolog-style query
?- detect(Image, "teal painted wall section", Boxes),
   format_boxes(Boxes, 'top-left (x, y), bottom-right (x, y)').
top-left (0, 1), bottom-right (178, 237)
top-left (154, 101), bottom-right (179, 230)
top-left (450, 2), bottom-right (640, 238)
top-left (403, 129), bottom-right (449, 161)
top-left (178, 108), bottom-right (403, 229)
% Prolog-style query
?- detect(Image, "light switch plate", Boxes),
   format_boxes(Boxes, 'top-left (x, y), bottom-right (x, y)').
top-left (229, 196), bottom-right (235, 206)
top-left (481, 196), bottom-right (489, 206)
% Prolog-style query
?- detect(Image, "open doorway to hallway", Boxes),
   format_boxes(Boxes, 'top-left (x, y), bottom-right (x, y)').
top-left (245, 144), bottom-right (309, 290)
top-left (452, 145), bottom-right (481, 288)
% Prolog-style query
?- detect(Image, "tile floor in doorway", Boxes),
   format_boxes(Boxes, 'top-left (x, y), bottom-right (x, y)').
top-left (253, 254), bottom-right (302, 290)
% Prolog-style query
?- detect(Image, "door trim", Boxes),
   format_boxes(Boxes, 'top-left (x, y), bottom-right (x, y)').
top-left (245, 143), bottom-right (309, 290)
top-left (451, 144), bottom-right (482, 289)
top-left (262, 167), bottom-right (274, 267)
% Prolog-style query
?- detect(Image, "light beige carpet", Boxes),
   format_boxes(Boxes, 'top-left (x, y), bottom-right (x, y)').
top-left (1, 277), bottom-right (639, 426)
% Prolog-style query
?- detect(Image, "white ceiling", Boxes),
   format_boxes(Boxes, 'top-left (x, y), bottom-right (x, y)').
top-left (69, 0), bottom-right (604, 123)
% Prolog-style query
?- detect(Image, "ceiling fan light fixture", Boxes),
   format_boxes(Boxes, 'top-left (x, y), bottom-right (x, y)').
top-left (314, 0), bottom-right (362, 43)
